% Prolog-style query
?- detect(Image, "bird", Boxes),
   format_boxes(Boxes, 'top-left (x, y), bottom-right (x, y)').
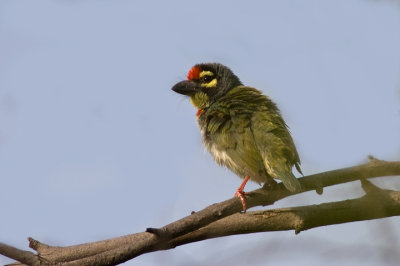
top-left (171, 63), bottom-right (302, 211)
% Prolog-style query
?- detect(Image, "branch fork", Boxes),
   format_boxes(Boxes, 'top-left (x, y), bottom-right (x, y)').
top-left (1, 157), bottom-right (400, 266)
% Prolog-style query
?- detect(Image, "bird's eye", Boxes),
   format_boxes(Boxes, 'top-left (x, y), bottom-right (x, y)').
top-left (201, 75), bottom-right (214, 83)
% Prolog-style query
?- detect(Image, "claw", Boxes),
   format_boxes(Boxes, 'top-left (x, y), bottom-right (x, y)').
top-left (234, 190), bottom-right (248, 212)
top-left (234, 176), bottom-right (250, 212)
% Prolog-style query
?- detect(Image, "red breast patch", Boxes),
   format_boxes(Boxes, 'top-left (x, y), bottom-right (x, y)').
top-left (196, 109), bottom-right (204, 117)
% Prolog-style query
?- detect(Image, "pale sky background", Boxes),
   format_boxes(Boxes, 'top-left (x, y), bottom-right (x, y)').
top-left (1, 1), bottom-right (400, 265)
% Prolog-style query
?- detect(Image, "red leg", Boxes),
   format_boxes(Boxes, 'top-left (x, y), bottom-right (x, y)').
top-left (234, 176), bottom-right (250, 212)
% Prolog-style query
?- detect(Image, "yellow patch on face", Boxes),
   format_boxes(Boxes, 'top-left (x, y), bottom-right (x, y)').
top-left (190, 92), bottom-right (210, 109)
top-left (201, 78), bottom-right (217, 88)
top-left (199, 70), bottom-right (218, 88)
top-left (199, 71), bottom-right (214, 78)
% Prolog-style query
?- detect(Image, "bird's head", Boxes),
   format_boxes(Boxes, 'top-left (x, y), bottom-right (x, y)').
top-left (171, 63), bottom-right (242, 110)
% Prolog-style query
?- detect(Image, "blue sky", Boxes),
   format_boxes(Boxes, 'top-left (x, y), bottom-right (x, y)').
top-left (1, 1), bottom-right (400, 265)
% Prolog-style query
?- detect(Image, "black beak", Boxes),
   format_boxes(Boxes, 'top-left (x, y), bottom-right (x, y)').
top-left (171, 80), bottom-right (198, 96)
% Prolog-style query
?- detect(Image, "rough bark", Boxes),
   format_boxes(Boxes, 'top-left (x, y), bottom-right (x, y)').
top-left (1, 157), bottom-right (399, 266)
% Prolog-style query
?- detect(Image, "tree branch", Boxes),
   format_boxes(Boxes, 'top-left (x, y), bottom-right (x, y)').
top-left (169, 179), bottom-right (400, 248)
top-left (0, 243), bottom-right (39, 266)
top-left (2, 158), bottom-right (400, 266)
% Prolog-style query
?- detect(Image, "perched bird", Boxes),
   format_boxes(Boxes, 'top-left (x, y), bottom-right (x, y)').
top-left (172, 63), bottom-right (302, 211)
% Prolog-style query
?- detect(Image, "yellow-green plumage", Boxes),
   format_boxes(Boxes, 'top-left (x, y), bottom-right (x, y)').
top-left (172, 63), bottom-right (302, 192)
top-left (198, 86), bottom-right (301, 191)
top-left (190, 92), bottom-right (210, 110)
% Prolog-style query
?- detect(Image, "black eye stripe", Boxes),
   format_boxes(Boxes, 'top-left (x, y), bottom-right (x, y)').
top-left (201, 75), bottom-right (214, 83)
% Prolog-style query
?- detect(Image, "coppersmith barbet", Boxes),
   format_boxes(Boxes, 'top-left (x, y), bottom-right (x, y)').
top-left (172, 63), bottom-right (302, 210)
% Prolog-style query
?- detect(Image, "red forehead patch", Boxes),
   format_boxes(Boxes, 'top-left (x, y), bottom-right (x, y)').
top-left (187, 66), bottom-right (201, 80)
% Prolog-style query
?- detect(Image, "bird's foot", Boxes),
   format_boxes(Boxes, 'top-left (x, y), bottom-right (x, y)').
top-left (234, 176), bottom-right (250, 212)
top-left (234, 190), bottom-right (249, 212)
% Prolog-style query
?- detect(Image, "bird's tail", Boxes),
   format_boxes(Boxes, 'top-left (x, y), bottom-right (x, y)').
top-left (279, 171), bottom-right (302, 192)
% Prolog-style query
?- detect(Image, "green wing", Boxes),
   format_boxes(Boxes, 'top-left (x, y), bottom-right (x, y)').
top-left (203, 105), bottom-right (267, 184)
top-left (251, 110), bottom-right (302, 192)
top-left (201, 86), bottom-right (302, 191)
